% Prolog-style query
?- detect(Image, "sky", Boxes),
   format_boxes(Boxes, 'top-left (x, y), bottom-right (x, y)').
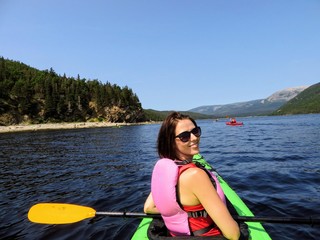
top-left (0, 0), bottom-right (319, 111)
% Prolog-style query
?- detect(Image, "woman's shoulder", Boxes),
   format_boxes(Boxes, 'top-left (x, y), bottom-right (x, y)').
top-left (180, 165), bottom-right (208, 181)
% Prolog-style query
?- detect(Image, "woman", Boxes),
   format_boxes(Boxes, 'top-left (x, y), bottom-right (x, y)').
top-left (144, 112), bottom-right (240, 239)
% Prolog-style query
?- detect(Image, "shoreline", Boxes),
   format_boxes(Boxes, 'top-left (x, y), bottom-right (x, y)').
top-left (0, 121), bottom-right (157, 134)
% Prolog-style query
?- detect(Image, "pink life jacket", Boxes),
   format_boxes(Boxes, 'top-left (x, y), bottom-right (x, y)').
top-left (151, 158), bottom-right (226, 236)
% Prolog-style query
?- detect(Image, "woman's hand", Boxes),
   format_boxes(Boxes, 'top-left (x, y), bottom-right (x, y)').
top-left (144, 192), bottom-right (160, 214)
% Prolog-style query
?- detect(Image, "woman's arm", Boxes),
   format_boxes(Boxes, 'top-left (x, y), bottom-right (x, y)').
top-left (143, 192), bottom-right (160, 214)
top-left (181, 168), bottom-right (240, 240)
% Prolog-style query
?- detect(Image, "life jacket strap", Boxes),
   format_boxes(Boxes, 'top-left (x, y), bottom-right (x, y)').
top-left (192, 224), bottom-right (216, 236)
top-left (187, 210), bottom-right (208, 218)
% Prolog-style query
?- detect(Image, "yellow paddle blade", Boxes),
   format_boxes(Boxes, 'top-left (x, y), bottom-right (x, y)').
top-left (28, 203), bottom-right (96, 224)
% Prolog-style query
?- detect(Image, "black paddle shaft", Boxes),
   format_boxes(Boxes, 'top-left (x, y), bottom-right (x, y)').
top-left (95, 211), bottom-right (320, 225)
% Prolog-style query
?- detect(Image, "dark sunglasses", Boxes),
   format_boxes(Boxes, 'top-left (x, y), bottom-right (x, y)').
top-left (175, 126), bottom-right (201, 142)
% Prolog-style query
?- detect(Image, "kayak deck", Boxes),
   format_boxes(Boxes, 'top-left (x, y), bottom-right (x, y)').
top-left (132, 155), bottom-right (271, 240)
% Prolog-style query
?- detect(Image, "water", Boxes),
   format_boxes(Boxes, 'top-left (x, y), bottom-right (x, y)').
top-left (0, 114), bottom-right (319, 240)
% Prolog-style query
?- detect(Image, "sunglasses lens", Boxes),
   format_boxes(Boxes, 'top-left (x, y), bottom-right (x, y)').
top-left (192, 127), bottom-right (201, 137)
top-left (179, 132), bottom-right (191, 142)
top-left (176, 127), bottom-right (201, 142)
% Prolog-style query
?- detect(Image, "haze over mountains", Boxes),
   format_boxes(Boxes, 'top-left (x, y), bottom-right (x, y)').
top-left (189, 86), bottom-right (308, 117)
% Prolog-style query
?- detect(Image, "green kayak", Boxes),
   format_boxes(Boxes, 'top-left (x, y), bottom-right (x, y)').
top-left (131, 154), bottom-right (271, 240)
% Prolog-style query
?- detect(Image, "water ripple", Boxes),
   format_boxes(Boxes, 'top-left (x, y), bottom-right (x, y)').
top-left (0, 115), bottom-right (319, 239)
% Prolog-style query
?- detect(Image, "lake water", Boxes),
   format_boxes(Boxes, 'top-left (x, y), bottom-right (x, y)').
top-left (0, 114), bottom-right (319, 239)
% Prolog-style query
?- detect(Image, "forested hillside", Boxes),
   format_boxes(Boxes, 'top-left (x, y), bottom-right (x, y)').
top-left (272, 82), bottom-right (320, 115)
top-left (0, 57), bottom-right (145, 125)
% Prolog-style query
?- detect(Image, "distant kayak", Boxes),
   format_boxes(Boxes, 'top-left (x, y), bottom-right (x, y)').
top-left (226, 121), bottom-right (243, 126)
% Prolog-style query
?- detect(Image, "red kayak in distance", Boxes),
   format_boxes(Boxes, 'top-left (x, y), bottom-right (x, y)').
top-left (226, 121), bottom-right (244, 126)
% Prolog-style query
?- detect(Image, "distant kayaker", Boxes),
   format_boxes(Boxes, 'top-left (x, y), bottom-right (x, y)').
top-left (144, 112), bottom-right (240, 240)
top-left (230, 118), bottom-right (236, 123)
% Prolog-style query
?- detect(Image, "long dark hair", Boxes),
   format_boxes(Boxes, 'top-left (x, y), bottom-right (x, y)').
top-left (157, 112), bottom-right (198, 160)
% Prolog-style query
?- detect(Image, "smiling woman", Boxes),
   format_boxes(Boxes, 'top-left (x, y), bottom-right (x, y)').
top-left (144, 112), bottom-right (241, 239)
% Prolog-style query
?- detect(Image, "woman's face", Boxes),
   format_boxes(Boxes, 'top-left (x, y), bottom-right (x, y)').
top-left (174, 119), bottom-right (200, 160)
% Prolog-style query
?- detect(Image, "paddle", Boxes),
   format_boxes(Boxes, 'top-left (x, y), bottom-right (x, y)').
top-left (27, 203), bottom-right (159, 224)
top-left (28, 203), bottom-right (320, 225)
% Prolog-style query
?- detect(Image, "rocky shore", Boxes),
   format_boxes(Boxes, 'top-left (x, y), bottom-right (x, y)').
top-left (0, 121), bottom-right (153, 133)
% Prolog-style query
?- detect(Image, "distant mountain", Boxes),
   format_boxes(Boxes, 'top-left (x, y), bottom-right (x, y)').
top-left (189, 86), bottom-right (308, 117)
top-left (264, 86), bottom-right (308, 102)
top-left (272, 82), bottom-right (320, 115)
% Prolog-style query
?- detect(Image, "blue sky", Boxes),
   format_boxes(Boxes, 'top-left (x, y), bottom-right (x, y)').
top-left (1, 0), bottom-right (319, 111)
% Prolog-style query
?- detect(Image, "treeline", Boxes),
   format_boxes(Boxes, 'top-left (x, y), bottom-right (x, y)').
top-left (272, 82), bottom-right (320, 115)
top-left (143, 109), bottom-right (213, 121)
top-left (0, 57), bottom-right (146, 125)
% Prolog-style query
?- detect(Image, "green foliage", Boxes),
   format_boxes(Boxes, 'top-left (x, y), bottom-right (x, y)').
top-left (272, 82), bottom-right (320, 115)
top-left (0, 57), bottom-right (145, 125)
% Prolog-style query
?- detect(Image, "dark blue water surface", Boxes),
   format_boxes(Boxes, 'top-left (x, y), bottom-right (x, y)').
top-left (1, 114), bottom-right (319, 240)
